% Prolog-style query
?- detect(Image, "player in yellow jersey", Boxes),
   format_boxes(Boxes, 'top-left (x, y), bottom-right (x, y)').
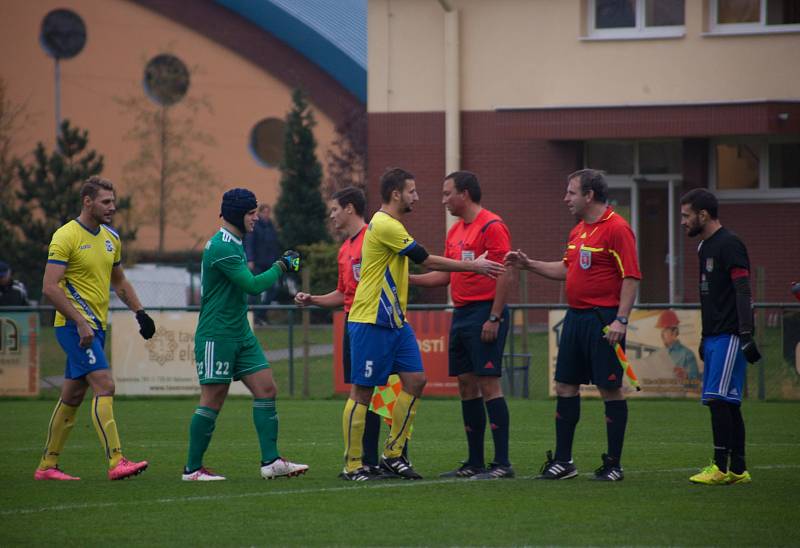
top-left (341, 168), bottom-right (506, 480)
top-left (34, 177), bottom-right (156, 481)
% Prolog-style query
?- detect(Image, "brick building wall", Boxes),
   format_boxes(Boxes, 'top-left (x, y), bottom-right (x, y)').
top-left (369, 105), bottom-right (800, 307)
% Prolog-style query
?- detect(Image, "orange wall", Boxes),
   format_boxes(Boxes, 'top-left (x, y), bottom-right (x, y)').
top-left (0, 0), bottom-right (337, 252)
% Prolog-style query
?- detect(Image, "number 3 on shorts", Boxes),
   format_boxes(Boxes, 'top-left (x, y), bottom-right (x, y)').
top-left (85, 348), bottom-right (96, 365)
top-left (364, 360), bottom-right (373, 378)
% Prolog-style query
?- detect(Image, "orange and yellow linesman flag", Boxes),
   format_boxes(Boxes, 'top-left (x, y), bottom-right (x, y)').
top-left (593, 309), bottom-right (641, 392)
top-left (370, 374), bottom-right (403, 424)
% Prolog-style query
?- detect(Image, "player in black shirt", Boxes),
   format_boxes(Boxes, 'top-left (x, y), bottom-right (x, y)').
top-left (680, 189), bottom-right (760, 486)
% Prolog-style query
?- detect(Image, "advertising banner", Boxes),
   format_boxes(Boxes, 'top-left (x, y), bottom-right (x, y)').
top-left (112, 311), bottom-right (249, 395)
top-left (548, 308), bottom-right (703, 398)
top-left (333, 310), bottom-right (457, 396)
top-left (0, 312), bottom-right (39, 397)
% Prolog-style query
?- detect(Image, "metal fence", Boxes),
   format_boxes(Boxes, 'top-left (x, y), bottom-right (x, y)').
top-left (2, 302), bottom-right (799, 400)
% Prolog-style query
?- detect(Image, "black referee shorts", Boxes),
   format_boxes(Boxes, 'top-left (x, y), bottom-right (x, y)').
top-left (448, 301), bottom-right (509, 377)
top-left (555, 307), bottom-right (623, 388)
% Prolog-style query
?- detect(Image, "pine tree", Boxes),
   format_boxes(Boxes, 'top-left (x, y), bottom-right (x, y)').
top-left (274, 89), bottom-right (330, 248)
top-left (0, 120), bottom-right (136, 300)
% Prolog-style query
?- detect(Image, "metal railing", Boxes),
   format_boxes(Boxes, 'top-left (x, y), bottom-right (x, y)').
top-left (3, 302), bottom-right (799, 399)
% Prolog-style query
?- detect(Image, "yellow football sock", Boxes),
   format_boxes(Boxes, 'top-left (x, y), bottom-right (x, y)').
top-left (91, 396), bottom-right (123, 468)
top-left (38, 400), bottom-right (79, 470)
top-left (383, 390), bottom-right (419, 458)
top-left (342, 398), bottom-right (367, 473)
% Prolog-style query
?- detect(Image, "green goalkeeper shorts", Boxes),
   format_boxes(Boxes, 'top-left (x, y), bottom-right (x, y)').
top-left (194, 334), bottom-right (269, 384)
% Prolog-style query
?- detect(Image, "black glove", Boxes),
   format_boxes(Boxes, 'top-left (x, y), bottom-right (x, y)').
top-left (276, 250), bottom-right (301, 273)
top-left (740, 333), bottom-right (761, 364)
top-left (698, 338), bottom-right (705, 363)
top-left (136, 310), bottom-right (156, 340)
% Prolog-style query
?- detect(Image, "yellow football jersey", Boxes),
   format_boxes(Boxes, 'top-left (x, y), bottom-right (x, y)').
top-left (348, 211), bottom-right (417, 328)
top-left (47, 220), bottom-right (121, 330)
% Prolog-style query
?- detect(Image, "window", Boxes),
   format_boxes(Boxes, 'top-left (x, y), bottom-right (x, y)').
top-left (711, 137), bottom-right (800, 197)
top-left (710, 0), bottom-right (800, 34)
top-left (250, 118), bottom-right (286, 168)
top-left (640, 140), bottom-right (683, 174)
top-left (588, 0), bottom-right (685, 39)
top-left (768, 142), bottom-right (800, 188)
top-left (714, 141), bottom-right (760, 189)
top-left (586, 141), bottom-right (635, 174)
top-left (586, 140), bottom-right (682, 175)
top-left (143, 54), bottom-right (190, 107)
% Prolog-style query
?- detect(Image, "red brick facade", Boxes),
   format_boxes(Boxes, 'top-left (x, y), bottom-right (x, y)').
top-left (368, 103), bottom-right (800, 305)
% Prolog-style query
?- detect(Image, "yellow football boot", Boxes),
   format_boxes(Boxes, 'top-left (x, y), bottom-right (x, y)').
top-left (726, 470), bottom-right (752, 484)
top-left (689, 463), bottom-right (729, 485)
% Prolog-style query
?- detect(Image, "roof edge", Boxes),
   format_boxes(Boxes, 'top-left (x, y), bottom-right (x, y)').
top-left (214, 0), bottom-right (366, 102)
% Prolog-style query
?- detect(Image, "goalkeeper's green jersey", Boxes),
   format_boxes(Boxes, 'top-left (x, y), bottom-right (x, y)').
top-left (196, 227), bottom-right (282, 340)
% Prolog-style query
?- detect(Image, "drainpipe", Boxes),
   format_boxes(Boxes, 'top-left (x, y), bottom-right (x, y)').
top-left (439, 0), bottom-right (459, 233)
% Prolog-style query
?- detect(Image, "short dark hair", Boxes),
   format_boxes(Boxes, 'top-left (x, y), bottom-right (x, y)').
top-left (680, 188), bottom-right (719, 219)
top-left (331, 186), bottom-right (366, 217)
top-left (445, 171), bottom-right (481, 203)
top-left (379, 167), bottom-right (415, 203)
top-left (568, 169), bottom-right (607, 203)
top-left (80, 176), bottom-right (115, 201)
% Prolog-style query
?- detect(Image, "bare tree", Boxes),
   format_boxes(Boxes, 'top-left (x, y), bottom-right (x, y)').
top-left (324, 106), bottom-right (367, 196)
top-left (116, 77), bottom-right (218, 254)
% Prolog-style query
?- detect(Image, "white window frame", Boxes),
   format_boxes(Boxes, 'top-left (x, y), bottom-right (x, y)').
top-left (586, 0), bottom-right (685, 40)
top-left (708, 0), bottom-right (800, 35)
top-left (709, 136), bottom-right (800, 201)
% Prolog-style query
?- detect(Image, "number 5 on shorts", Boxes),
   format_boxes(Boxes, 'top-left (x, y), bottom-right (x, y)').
top-left (364, 360), bottom-right (373, 378)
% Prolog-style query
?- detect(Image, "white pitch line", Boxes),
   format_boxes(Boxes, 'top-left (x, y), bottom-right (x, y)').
top-left (3, 463), bottom-right (799, 517)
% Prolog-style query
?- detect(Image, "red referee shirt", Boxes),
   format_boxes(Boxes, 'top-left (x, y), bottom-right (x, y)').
top-left (336, 225), bottom-right (367, 313)
top-left (563, 206), bottom-right (641, 309)
top-left (445, 208), bottom-right (511, 307)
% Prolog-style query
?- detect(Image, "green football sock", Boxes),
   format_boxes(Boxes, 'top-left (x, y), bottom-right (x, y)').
top-left (186, 406), bottom-right (218, 471)
top-left (253, 398), bottom-right (279, 464)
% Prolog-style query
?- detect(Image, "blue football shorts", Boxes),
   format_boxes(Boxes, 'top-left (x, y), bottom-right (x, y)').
top-left (55, 322), bottom-right (109, 380)
top-left (701, 334), bottom-right (747, 405)
top-left (347, 321), bottom-right (424, 387)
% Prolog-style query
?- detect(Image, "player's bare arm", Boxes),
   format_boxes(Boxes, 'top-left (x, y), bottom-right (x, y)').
top-left (408, 271), bottom-right (450, 287)
top-left (111, 265), bottom-right (156, 340)
top-left (504, 249), bottom-right (567, 280)
top-left (422, 251), bottom-right (505, 278)
top-left (294, 290), bottom-right (345, 308)
top-left (42, 262), bottom-right (94, 348)
top-left (603, 277), bottom-right (639, 345)
top-left (111, 265), bottom-right (144, 312)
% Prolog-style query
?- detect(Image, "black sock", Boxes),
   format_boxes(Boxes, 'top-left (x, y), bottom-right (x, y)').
top-left (461, 397), bottom-right (486, 467)
top-left (555, 395), bottom-right (580, 462)
top-left (362, 410), bottom-right (382, 467)
top-left (604, 400), bottom-right (628, 463)
top-left (485, 397), bottom-right (510, 466)
top-left (708, 400), bottom-right (732, 472)
top-left (729, 403), bottom-right (747, 474)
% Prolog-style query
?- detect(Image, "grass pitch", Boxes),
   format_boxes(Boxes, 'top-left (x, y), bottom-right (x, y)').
top-left (2, 398), bottom-right (799, 546)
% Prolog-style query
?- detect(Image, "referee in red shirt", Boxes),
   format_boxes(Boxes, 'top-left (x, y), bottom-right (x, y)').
top-left (411, 171), bottom-right (514, 479)
top-left (506, 169), bottom-right (641, 481)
